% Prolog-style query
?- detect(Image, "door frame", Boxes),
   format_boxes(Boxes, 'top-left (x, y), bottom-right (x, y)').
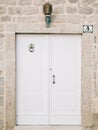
top-left (4, 23), bottom-right (95, 130)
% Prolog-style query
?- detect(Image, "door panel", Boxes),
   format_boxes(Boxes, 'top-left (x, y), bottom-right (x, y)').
top-left (16, 34), bottom-right (49, 125)
top-left (50, 35), bottom-right (81, 125)
top-left (16, 34), bottom-right (81, 125)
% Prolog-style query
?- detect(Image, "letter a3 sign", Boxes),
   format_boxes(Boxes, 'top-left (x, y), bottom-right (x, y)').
top-left (83, 25), bottom-right (93, 33)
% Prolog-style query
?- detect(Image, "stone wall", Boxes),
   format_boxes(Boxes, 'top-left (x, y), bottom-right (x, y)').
top-left (0, 0), bottom-right (98, 130)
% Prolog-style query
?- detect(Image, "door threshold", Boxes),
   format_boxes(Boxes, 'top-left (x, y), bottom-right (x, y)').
top-left (14, 126), bottom-right (81, 130)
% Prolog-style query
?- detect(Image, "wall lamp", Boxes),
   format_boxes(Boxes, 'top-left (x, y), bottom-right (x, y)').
top-left (43, 2), bottom-right (52, 27)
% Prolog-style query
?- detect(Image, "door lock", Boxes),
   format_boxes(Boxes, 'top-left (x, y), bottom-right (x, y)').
top-left (53, 75), bottom-right (55, 84)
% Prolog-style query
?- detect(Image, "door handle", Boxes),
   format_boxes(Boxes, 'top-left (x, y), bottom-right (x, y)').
top-left (53, 75), bottom-right (55, 84)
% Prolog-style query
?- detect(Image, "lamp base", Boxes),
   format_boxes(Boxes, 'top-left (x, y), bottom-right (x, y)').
top-left (45, 15), bottom-right (51, 27)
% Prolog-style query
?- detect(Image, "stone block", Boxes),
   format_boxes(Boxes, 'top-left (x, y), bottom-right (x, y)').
top-left (81, 0), bottom-right (95, 4)
top-left (12, 17), bottom-right (17, 22)
top-left (0, 52), bottom-right (4, 61)
top-left (18, 0), bottom-right (32, 5)
top-left (0, 25), bottom-right (4, 32)
top-left (0, 40), bottom-right (4, 49)
top-left (82, 127), bottom-right (93, 130)
top-left (1, 15), bottom-right (11, 22)
top-left (0, 88), bottom-right (4, 95)
top-left (0, 34), bottom-right (4, 39)
top-left (8, 7), bottom-right (22, 15)
top-left (69, 0), bottom-right (78, 3)
top-left (17, 16), bottom-right (43, 23)
top-left (53, 6), bottom-right (65, 14)
top-left (0, 110), bottom-right (4, 119)
top-left (0, 6), bottom-right (6, 15)
top-left (32, 0), bottom-right (45, 6)
top-left (23, 7), bottom-right (39, 15)
top-left (0, 0), bottom-right (16, 5)
top-left (52, 15), bottom-right (81, 24)
top-left (93, 2), bottom-right (98, 8)
top-left (0, 97), bottom-right (3, 106)
top-left (0, 120), bottom-right (3, 126)
top-left (49, 0), bottom-right (66, 4)
top-left (0, 107), bottom-right (3, 113)
top-left (0, 64), bottom-right (4, 73)
top-left (66, 6), bottom-right (77, 14)
top-left (93, 97), bottom-right (98, 114)
top-left (0, 77), bottom-right (4, 85)
top-left (79, 6), bottom-right (93, 14)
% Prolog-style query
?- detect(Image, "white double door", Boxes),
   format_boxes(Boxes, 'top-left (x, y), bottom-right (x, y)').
top-left (16, 34), bottom-right (81, 125)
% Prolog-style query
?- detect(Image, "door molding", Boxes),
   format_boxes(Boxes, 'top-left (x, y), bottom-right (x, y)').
top-left (4, 23), bottom-right (95, 130)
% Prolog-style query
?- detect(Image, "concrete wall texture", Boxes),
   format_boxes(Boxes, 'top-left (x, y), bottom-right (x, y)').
top-left (0, 0), bottom-right (98, 130)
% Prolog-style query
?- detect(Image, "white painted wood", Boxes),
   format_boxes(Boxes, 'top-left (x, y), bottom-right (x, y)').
top-left (50, 35), bottom-right (81, 125)
top-left (16, 34), bottom-right (49, 125)
top-left (16, 34), bottom-right (81, 125)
